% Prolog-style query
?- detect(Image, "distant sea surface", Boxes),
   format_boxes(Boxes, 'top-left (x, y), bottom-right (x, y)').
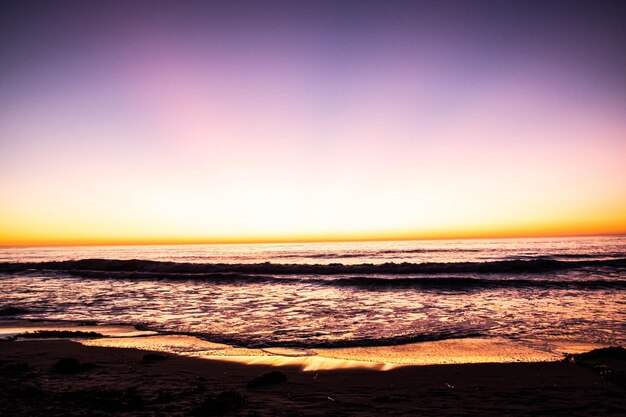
top-left (1, 236), bottom-right (625, 349)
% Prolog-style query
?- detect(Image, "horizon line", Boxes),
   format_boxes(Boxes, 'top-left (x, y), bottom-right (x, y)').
top-left (1, 231), bottom-right (625, 249)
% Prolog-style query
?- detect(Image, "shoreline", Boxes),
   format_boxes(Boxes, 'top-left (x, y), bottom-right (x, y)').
top-left (0, 319), bottom-right (610, 371)
top-left (2, 338), bottom-right (624, 416)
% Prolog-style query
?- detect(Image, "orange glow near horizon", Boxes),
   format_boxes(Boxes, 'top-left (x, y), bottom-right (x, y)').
top-left (1, 218), bottom-right (626, 247)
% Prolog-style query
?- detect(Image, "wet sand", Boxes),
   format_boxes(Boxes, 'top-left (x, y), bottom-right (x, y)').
top-left (1, 320), bottom-right (606, 371)
top-left (80, 334), bottom-right (569, 370)
top-left (1, 339), bottom-right (625, 416)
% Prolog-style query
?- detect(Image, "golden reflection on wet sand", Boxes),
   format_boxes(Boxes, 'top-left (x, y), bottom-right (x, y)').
top-left (77, 335), bottom-right (552, 370)
top-left (77, 335), bottom-right (393, 371)
top-left (2, 321), bottom-right (610, 371)
top-left (79, 334), bottom-right (608, 371)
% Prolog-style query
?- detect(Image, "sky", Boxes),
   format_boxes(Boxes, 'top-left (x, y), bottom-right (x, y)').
top-left (1, 0), bottom-right (625, 246)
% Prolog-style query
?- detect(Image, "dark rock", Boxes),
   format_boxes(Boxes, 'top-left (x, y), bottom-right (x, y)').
top-left (192, 390), bottom-right (246, 415)
top-left (20, 330), bottom-right (103, 339)
top-left (51, 358), bottom-right (95, 374)
top-left (568, 346), bottom-right (626, 388)
top-left (570, 346), bottom-right (626, 361)
top-left (246, 370), bottom-right (288, 389)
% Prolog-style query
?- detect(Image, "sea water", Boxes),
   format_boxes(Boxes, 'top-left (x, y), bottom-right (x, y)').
top-left (1, 236), bottom-right (624, 349)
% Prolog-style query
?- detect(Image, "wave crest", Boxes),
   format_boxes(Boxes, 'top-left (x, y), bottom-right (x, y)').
top-left (1, 257), bottom-right (625, 275)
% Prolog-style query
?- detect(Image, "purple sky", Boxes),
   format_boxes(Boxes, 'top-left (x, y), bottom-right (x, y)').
top-left (1, 1), bottom-right (625, 244)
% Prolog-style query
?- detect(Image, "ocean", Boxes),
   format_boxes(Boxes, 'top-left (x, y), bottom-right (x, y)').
top-left (1, 236), bottom-right (624, 350)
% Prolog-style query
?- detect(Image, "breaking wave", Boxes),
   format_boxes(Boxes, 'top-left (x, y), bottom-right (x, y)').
top-left (1, 257), bottom-right (625, 274)
top-left (1, 257), bottom-right (624, 290)
top-left (184, 328), bottom-right (487, 349)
